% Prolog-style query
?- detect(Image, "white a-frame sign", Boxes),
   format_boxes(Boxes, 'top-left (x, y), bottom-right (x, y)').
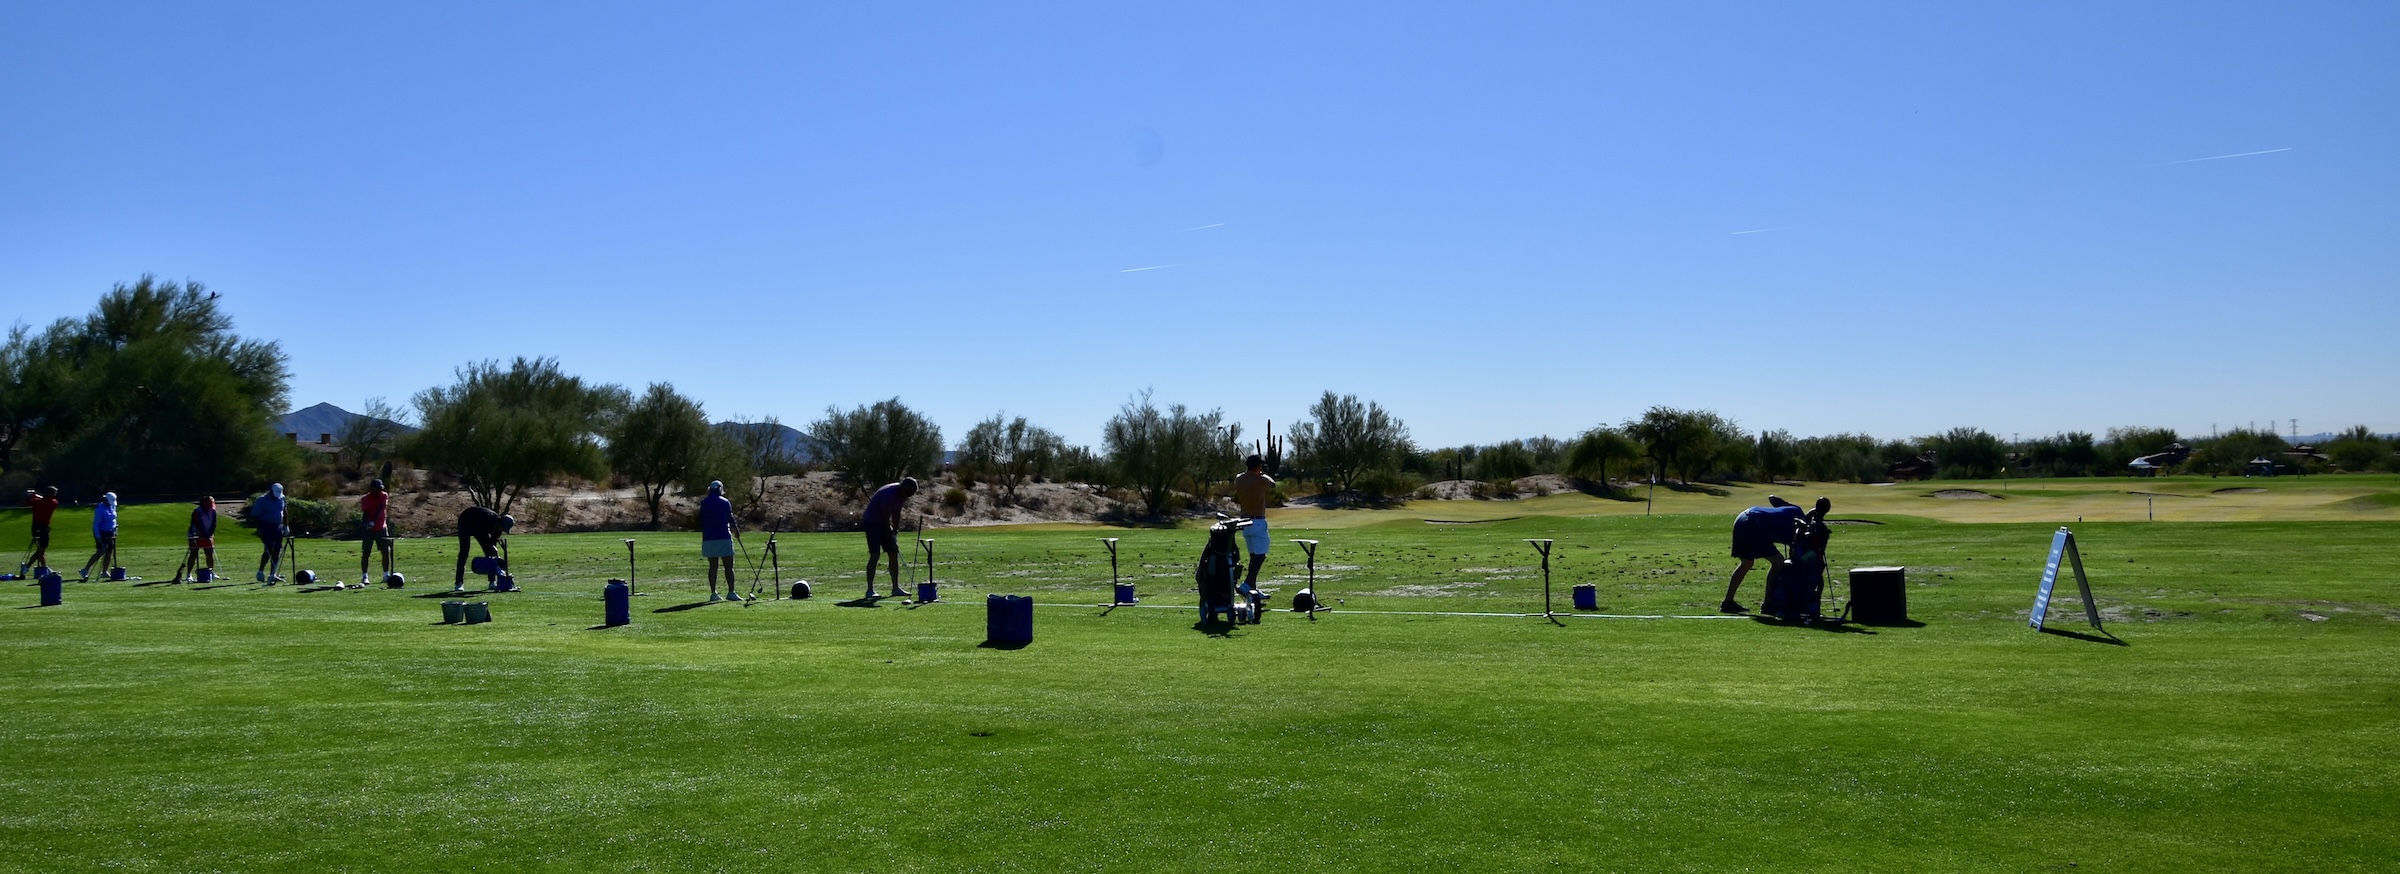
top-left (2030, 527), bottom-right (2103, 632)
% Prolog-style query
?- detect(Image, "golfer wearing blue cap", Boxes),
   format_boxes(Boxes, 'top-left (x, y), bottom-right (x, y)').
top-left (699, 480), bottom-right (739, 601)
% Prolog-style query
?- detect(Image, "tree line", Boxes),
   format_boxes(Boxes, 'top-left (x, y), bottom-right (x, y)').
top-left (7, 280), bottom-right (2395, 521)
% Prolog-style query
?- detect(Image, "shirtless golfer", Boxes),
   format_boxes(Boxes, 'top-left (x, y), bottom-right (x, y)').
top-left (862, 477), bottom-right (918, 598)
top-left (1232, 454), bottom-right (1276, 586)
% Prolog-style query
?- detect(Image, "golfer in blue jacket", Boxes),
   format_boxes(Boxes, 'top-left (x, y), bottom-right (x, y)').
top-left (78, 492), bottom-right (120, 581)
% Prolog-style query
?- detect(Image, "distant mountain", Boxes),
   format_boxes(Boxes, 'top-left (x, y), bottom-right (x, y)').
top-left (713, 420), bottom-right (825, 464)
top-left (275, 402), bottom-right (416, 442)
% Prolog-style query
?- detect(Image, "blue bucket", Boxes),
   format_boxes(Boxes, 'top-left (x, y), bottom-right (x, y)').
top-left (916, 581), bottom-right (937, 603)
top-left (108, 567), bottom-right (127, 582)
top-left (196, 567), bottom-right (214, 583)
top-left (1572, 584), bottom-right (1598, 611)
top-left (1114, 583), bottom-right (1136, 604)
top-left (492, 573), bottom-right (516, 592)
top-left (38, 572), bottom-right (63, 606)
top-left (470, 556), bottom-right (504, 576)
top-left (603, 580), bottom-right (630, 627)
top-left (985, 594), bottom-right (1032, 645)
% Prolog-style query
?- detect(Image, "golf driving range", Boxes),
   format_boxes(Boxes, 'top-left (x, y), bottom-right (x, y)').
top-left (4, 476), bottom-right (2397, 872)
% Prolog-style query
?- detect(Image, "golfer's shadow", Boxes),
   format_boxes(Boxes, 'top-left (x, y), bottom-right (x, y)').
top-left (836, 594), bottom-right (890, 608)
top-left (652, 601), bottom-right (714, 614)
top-left (1190, 618), bottom-right (1237, 638)
top-left (2040, 626), bottom-right (2127, 646)
top-left (1748, 615), bottom-right (1878, 635)
top-left (976, 639), bottom-right (1029, 651)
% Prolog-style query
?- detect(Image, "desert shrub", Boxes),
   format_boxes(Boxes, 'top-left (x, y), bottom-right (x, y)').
top-left (1352, 469), bottom-right (1423, 502)
top-left (278, 499), bottom-right (341, 537)
top-left (1468, 481), bottom-right (1496, 500)
top-left (942, 487), bottom-right (968, 509)
top-left (519, 498), bottom-right (566, 532)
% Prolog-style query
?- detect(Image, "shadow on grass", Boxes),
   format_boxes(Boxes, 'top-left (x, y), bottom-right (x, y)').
top-left (2040, 626), bottom-right (2128, 646)
top-left (1570, 480), bottom-right (1649, 502)
top-left (585, 623), bottom-right (626, 631)
top-left (191, 583), bottom-right (246, 591)
top-left (133, 579), bottom-right (181, 588)
top-left (651, 601), bottom-right (715, 614)
top-left (1661, 482), bottom-right (1733, 497)
top-left (1190, 619), bottom-right (1237, 638)
top-left (836, 594), bottom-right (889, 608)
top-left (1749, 615), bottom-right (1878, 634)
top-left (976, 639), bottom-right (1029, 650)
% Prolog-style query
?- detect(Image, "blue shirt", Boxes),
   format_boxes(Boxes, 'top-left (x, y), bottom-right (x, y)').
top-left (863, 483), bottom-right (906, 530)
top-left (1733, 505), bottom-right (1803, 544)
top-left (698, 494), bottom-right (734, 541)
top-left (253, 492), bottom-right (285, 526)
top-left (93, 502), bottom-right (118, 535)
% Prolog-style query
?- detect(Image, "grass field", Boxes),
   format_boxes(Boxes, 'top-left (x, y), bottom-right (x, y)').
top-left (3, 477), bottom-right (2396, 871)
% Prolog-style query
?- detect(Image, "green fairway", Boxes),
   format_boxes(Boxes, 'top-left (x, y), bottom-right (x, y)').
top-left (3, 499), bottom-right (2396, 871)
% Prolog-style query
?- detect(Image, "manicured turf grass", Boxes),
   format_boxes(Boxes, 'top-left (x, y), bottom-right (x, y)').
top-left (3, 492), bottom-right (2396, 871)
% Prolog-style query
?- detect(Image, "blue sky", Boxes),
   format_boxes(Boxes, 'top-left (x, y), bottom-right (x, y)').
top-left (4, 2), bottom-right (2394, 449)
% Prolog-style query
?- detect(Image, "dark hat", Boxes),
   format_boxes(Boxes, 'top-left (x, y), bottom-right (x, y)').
top-left (1245, 454), bottom-right (1265, 468)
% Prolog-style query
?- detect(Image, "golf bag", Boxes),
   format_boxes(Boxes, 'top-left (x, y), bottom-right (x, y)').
top-left (1197, 516), bottom-right (1259, 624)
top-left (1762, 515), bottom-right (1831, 621)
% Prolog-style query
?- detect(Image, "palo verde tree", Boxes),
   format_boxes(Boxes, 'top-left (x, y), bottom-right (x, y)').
top-left (1562, 426), bottom-right (1641, 486)
top-left (959, 413), bottom-right (1065, 503)
top-left (608, 382), bottom-right (716, 528)
top-left (811, 398), bottom-right (943, 493)
top-left (8, 277), bottom-right (296, 494)
top-left (407, 357), bottom-right (628, 517)
top-left (2325, 425), bottom-right (2392, 472)
top-left (1289, 390), bottom-right (1412, 495)
top-left (1102, 389), bottom-right (1220, 518)
top-left (1623, 406), bottom-right (1717, 484)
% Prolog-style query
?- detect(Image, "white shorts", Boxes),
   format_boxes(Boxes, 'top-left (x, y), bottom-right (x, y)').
top-left (1241, 519), bottom-right (1270, 556)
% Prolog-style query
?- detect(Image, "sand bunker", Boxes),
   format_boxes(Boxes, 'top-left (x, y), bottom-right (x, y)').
top-left (1929, 489), bottom-right (1999, 500)
top-left (2214, 487), bottom-right (2267, 494)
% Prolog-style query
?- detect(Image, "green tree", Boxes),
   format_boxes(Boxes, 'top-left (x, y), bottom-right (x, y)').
top-left (959, 413), bottom-right (1065, 503)
top-left (1562, 427), bottom-right (1641, 486)
top-left (1623, 406), bottom-right (1728, 484)
top-left (1289, 391), bottom-right (1412, 495)
top-left (1925, 427), bottom-right (2006, 479)
top-left (334, 397), bottom-right (407, 477)
top-left (1101, 390), bottom-right (1218, 518)
top-left (2189, 428), bottom-right (2287, 476)
top-left (2324, 425), bottom-right (2391, 473)
top-left (678, 430), bottom-right (758, 520)
top-left (0, 323), bottom-right (40, 475)
top-left (407, 357), bottom-right (628, 516)
top-left (2100, 426), bottom-right (2181, 475)
top-left (1470, 441), bottom-right (1535, 483)
top-left (608, 383), bottom-right (716, 528)
top-left (14, 277), bottom-right (296, 494)
top-left (1754, 429), bottom-right (1796, 482)
top-left (811, 398), bottom-right (943, 493)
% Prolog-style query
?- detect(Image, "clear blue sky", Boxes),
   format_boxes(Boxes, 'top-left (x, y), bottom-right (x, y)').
top-left (4, 2), bottom-right (2394, 449)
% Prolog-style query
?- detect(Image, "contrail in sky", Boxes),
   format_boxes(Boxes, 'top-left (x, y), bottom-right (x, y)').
top-left (1730, 228), bottom-right (1778, 235)
top-left (2157, 147), bottom-right (2291, 166)
top-left (1120, 265), bottom-right (1172, 273)
top-left (1184, 223), bottom-right (1224, 230)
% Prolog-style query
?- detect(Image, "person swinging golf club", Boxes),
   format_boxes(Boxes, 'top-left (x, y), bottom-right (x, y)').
top-left (453, 505), bottom-right (513, 593)
top-left (699, 480), bottom-right (741, 601)
top-left (24, 485), bottom-right (60, 574)
top-left (862, 477), bottom-right (918, 598)
top-left (78, 491), bottom-right (121, 581)
top-left (253, 483), bottom-right (289, 583)
top-left (1232, 454), bottom-right (1276, 587)
top-left (177, 496), bottom-right (218, 583)
top-left (359, 479), bottom-right (394, 586)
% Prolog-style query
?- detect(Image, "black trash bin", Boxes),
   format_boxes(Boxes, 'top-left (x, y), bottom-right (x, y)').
top-left (1848, 566), bottom-right (1908, 624)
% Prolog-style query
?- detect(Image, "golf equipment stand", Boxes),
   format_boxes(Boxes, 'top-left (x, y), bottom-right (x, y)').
top-left (1525, 539), bottom-right (1556, 621)
top-left (1100, 537), bottom-right (1123, 604)
top-left (622, 539), bottom-right (640, 596)
top-left (1293, 538), bottom-right (1322, 619)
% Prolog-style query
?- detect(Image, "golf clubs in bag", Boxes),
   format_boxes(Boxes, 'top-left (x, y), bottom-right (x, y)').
top-left (1197, 516), bottom-right (1263, 624)
top-left (1762, 513), bottom-right (1831, 621)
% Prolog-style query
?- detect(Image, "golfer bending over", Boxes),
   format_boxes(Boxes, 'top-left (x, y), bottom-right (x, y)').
top-left (699, 480), bottom-right (740, 601)
top-left (78, 492), bottom-right (120, 581)
top-left (453, 505), bottom-right (513, 593)
top-left (179, 496), bottom-right (218, 583)
top-left (254, 483), bottom-right (288, 583)
top-left (24, 486), bottom-right (59, 572)
top-left (862, 477), bottom-right (917, 597)
top-left (1232, 454), bottom-right (1276, 587)
top-left (1721, 495), bottom-right (1805, 613)
top-left (360, 479), bottom-right (394, 585)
